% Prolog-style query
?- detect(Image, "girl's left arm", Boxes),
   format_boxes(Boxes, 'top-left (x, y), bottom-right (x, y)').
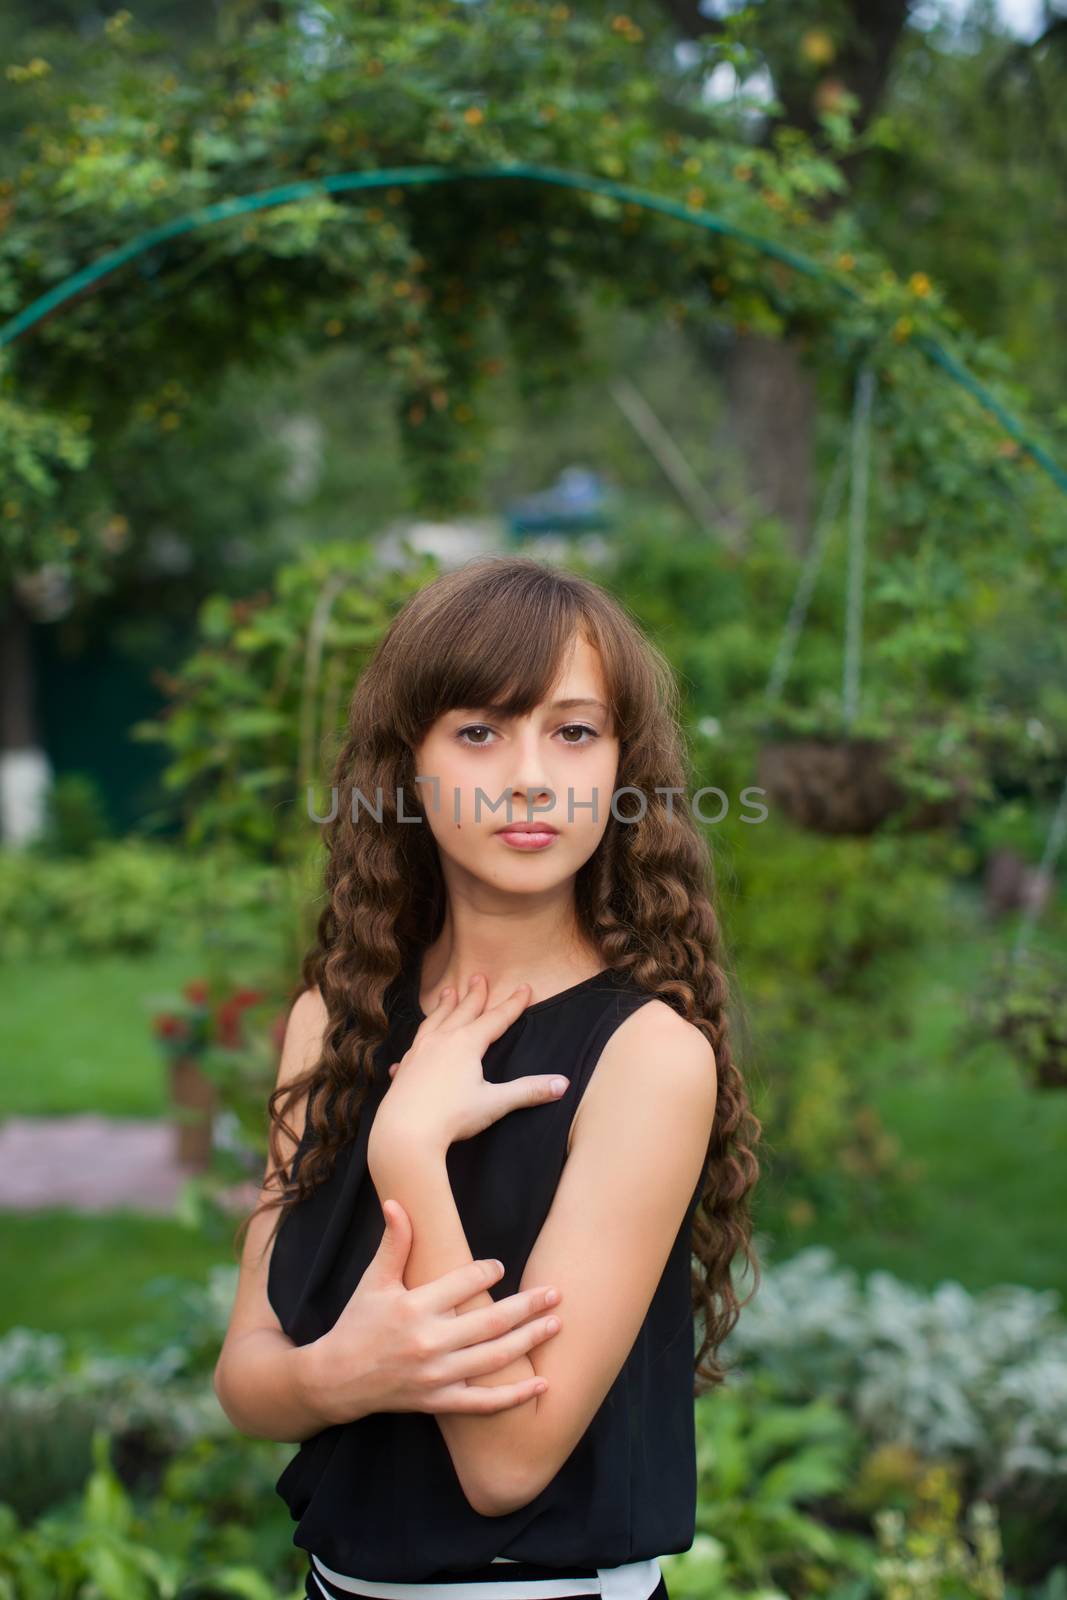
top-left (367, 999), bottom-right (717, 1519)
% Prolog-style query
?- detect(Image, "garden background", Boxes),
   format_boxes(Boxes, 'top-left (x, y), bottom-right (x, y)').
top-left (2, 0), bottom-right (1067, 1596)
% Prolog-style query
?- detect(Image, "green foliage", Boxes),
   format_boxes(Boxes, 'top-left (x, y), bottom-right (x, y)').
top-left (598, 514), bottom-right (1066, 818)
top-left (712, 809), bottom-right (958, 1220)
top-left (0, 370), bottom-right (95, 582)
top-left (682, 1375), bottom-right (876, 1594)
top-left (872, 1477), bottom-right (1007, 1600)
top-left (0, 839), bottom-right (281, 960)
top-left (725, 820), bottom-right (957, 997)
top-left (131, 539), bottom-right (433, 859)
top-left (0, 1323), bottom-right (212, 1527)
top-left (973, 947), bottom-right (1067, 1092)
top-left (0, 1429), bottom-right (303, 1599)
top-left (853, 7), bottom-right (1067, 420)
top-left (968, 799), bottom-right (1064, 866)
top-left (2, 0), bottom-right (1063, 602)
top-left (35, 770), bottom-right (114, 856)
top-left (722, 1246), bottom-right (1067, 1517)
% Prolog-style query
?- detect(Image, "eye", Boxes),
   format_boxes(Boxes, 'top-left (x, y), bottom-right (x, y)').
top-left (456, 724), bottom-right (496, 747)
top-left (454, 722), bottom-right (599, 748)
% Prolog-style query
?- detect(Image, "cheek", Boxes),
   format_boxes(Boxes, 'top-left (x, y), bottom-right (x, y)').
top-left (416, 743), bottom-right (501, 832)
top-left (569, 750), bottom-right (618, 827)
top-left (413, 738), bottom-right (467, 798)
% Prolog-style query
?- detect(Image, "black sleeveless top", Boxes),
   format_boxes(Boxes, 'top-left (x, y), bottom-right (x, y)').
top-left (266, 963), bottom-right (704, 1581)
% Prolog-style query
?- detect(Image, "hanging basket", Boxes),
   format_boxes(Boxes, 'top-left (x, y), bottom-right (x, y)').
top-left (757, 735), bottom-right (897, 835)
top-left (756, 731), bottom-right (979, 837)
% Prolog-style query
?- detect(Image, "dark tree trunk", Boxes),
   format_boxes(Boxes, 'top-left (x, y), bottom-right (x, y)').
top-left (0, 588), bottom-right (48, 847)
top-left (656, 0), bottom-right (913, 553)
top-left (0, 589), bottom-right (38, 751)
top-left (720, 333), bottom-right (818, 557)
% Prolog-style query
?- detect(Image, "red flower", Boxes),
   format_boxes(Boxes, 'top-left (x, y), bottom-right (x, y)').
top-left (232, 987), bottom-right (265, 1009)
top-left (215, 999), bottom-right (238, 1043)
top-left (183, 979), bottom-right (209, 1005)
top-left (154, 1014), bottom-right (190, 1039)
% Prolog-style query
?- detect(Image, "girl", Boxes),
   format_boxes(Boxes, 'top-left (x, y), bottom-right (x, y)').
top-left (215, 554), bottom-right (761, 1600)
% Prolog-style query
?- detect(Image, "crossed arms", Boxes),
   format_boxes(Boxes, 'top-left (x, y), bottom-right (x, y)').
top-left (367, 999), bottom-right (717, 1517)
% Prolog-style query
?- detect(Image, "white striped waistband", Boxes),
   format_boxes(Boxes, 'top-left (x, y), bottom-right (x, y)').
top-left (309, 1553), bottom-right (662, 1600)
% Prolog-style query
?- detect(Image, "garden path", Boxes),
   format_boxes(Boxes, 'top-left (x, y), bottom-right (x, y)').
top-left (0, 1114), bottom-right (260, 1215)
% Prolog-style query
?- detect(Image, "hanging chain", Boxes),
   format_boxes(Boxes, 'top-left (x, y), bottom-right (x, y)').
top-left (764, 434), bottom-right (851, 705)
top-left (1010, 767), bottom-right (1067, 970)
top-left (843, 361), bottom-right (877, 731)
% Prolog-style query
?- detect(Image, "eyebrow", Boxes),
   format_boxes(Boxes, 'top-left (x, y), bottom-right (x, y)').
top-left (457, 698), bottom-right (609, 716)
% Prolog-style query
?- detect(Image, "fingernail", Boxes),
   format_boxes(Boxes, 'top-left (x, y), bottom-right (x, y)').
top-left (551, 1077), bottom-right (569, 1095)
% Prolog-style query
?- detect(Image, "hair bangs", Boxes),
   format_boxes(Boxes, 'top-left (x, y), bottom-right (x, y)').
top-left (399, 562), bottom-right (596, 734)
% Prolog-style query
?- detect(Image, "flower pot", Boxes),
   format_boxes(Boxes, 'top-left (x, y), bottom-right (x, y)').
top-left (168, 1056), bottom-right (218, 1170)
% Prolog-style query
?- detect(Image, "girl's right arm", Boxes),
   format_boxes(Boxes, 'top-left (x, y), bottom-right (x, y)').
top-left (213, 988), bottom-right (564, 1445)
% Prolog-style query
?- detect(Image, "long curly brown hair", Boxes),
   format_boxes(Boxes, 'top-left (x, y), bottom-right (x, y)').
top-left (235, 553), bottom-right (761, 1390)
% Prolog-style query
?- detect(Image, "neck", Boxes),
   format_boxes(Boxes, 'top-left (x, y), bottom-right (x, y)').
top-left (417, 905), bottom-right (602, 1011)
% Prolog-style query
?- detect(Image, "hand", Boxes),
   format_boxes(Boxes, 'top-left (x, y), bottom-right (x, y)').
top-left (378, 972), bottom-right (571, 1149)
top-left (308, 1199), bottom-right (562, 1423)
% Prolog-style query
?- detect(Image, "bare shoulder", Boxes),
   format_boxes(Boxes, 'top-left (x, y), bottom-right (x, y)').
top-left (609, 998), bottom-right (717, 1093)
top-left (286, 979), bottom-right (327, 1043)
top-left (286, 979), bottom-right (327, 1056)
top-left (567, 997), bottom-right (717, 1155)
top-left (274, 985), bottom-right (329, 1137)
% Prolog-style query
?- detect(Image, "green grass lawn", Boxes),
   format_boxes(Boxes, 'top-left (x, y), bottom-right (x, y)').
top-left (0, 948), bottom-right (205, 1117)
top-left (0, 1209), bottom-right (235, 1357)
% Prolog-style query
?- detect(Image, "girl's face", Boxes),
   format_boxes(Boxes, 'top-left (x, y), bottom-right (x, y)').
top-left (412, 634), bottom-right (620, 893)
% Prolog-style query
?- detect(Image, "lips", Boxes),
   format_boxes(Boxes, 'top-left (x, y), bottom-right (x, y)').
top-left (494, 822), bottom-right (559, 835)
top-left (495, 822), bottom-right (560, 851)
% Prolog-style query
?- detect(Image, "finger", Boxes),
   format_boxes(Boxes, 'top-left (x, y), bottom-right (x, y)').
top-left (424, 1375), bottom-right (547, 1414)
top-left (437, 1313), bottom-right (562, 1383)
top-left (468, 982), bottom-right (533, 1048)
top-left (409, 1255), bottom-right (505, 1316)
top-left (444, 1284), bottom-right (561, 1352)
top-left (362, 1198), bottom-right (412, 1284)
top-left (444, 972), bottom-right (490, 1026)
top-left (487, 1074), bottom-right (570, 1116)
top-left (419, 984), bottom-right (458, 1033)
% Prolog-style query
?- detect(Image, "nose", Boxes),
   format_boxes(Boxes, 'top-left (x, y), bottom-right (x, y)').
top-left (505, 728), bottom-right (555, 822)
